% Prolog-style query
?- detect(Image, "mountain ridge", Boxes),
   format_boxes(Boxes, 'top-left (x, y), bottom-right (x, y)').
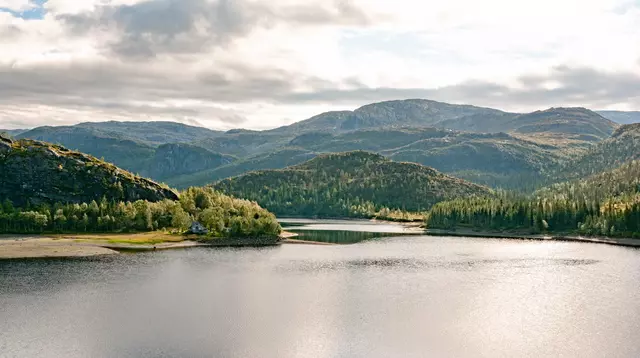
top-left (11, 98), bottom-right (626, 192)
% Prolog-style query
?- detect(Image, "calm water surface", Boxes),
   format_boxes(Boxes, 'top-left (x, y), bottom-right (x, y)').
top-left (2, 221), bottom-right (640, 357)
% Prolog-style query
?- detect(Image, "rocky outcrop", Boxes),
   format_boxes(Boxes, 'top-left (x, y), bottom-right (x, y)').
top-left (0, 139), bottom-right (179, 207)
top-left (0, 133), bottom-right (12, 153)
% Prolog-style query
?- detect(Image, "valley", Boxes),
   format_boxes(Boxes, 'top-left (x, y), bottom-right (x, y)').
top-left (3, 98), bottom-right (640, 251)
top-left (5, 99), bottom-right (635, 192)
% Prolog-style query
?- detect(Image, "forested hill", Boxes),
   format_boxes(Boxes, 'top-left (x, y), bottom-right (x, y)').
top-left (557, 123), bottom-right (640, 180)
top-left (0, 135), bottom-right (281, 237)
top-left (536, 160), bottom-right (640, 203)
top-left (213, 151), bottom-right (492, 218)
top-left (426, 159), bottom-right (640, 238)
top-left (0, 134), bottom-right (178, 207)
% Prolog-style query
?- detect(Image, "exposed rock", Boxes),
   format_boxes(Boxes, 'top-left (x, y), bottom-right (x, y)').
top-left (0, 135), bottom-right (11, 153)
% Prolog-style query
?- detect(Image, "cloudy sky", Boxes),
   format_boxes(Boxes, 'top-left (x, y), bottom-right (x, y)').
top-left (1, 0), bottom-right (639, 130)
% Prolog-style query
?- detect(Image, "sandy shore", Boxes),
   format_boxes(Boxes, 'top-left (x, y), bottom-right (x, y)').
top-left (0, 238), bottom-right (119, 259)
top-left (0, 232), bottom-right (208, 259)
top-left (0, 231), bottom-right (290, 259)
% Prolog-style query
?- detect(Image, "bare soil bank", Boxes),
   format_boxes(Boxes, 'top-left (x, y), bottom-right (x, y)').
top-left (0, 232), bottom-right (284, 259)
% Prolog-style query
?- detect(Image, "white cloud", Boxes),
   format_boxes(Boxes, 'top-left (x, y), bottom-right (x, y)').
top-left (0, 0), bottom-right (34, 11)
top-left (0, 0), bottom-right (639, 130)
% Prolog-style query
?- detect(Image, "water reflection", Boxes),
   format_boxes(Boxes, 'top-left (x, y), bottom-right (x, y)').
top-left (290, 229), bottom-right (410, 244)
top-left (1, 228), bottom-right (640, 358)
top-left (281, 218), bottom-right (423, 243)
top-left (280, 218), bottom-right (421, 234)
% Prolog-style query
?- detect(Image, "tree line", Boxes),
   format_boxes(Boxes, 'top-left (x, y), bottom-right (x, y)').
top-left (0, 187), bottom-right (281, 238)
top-left (426, 174), bottom-right (640, 238)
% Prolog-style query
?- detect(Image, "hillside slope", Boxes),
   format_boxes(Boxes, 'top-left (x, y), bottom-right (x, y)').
top-left (0, 135), bottom-right (178, 207)
top-left (16, 125), bottom-right (233, 182)
top-left (213, 151), bottom-right (492, 217)
top-left (75, 121), bottom-right (223, 145)
top-left (598, 111), bottom-right (640, 125)
top-left (143, 143), bottom-right (236, 181)
top-left (167, 147), bottom-right (316, 189)
top-left (558, 123), bottom-right (640, 180)
top-left (0, 129), bottom-right (26, 137)
top-left (510, 108), bottom-right (616, 140)
top-left (174, 128), bottom-right (562, 190)
top-left (16, 126), bottom-right (156, 172)
top-left (537, 160), bottom-right (640, 203)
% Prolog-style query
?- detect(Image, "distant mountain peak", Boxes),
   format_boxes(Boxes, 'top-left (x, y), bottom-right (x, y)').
top-left (279, 98), bottom-right (510, 134)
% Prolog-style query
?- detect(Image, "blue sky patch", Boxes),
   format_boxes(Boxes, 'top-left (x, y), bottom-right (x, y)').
top-left (0, 0), bottom-right (47, 20)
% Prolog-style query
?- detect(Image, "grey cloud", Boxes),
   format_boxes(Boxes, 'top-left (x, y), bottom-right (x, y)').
top-left (58, 0), bottom-right (371, 58)
top-left (0, 100), bottom-right (249, 129)
top-left (279, 0), bottom-right (371, 26)
top-left (0, 23), bottom-right (22, 40)
top-left (0, 60), bottom-right (337, 105)
top-left (281, 66), bottom-right (640, 110)
top-left (1, 60), bottom-right (639, 130)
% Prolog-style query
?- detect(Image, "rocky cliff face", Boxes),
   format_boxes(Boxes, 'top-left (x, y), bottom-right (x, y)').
top-left (0, 137), bottom-right (179, 207)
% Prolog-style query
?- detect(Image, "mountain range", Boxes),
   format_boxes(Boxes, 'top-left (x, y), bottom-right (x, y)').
top-left (4, 99), bottom-right (639, 192)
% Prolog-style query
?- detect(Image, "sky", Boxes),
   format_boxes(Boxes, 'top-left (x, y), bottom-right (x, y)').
top-left (0, 0), bottom-right (639, 130)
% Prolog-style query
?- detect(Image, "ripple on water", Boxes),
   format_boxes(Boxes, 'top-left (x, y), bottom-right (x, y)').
top-left (276, 257), bottom-right (600, 273)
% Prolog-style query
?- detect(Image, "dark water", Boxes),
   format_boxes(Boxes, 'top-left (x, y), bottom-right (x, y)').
top-left (280, 218), bottom-right (422, 244)
top-left (280, 218), bottom-right (419, 234)
top-left (288, 229), bottom-right (405, 244)
top-left (2, 223), bottom-right (640, 357)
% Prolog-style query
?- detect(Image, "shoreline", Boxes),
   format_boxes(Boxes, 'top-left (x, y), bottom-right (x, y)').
top-left (0, 232), bottom-right (287, 260)
top-left (424, 229), bottom-right (640, 248)
top-left (0, 238), bottom-right (120, 260)
top-left (3, 225), bottom-right (638, 260)
top-left (278, 216), bottom-right (424, 224)
top-left (281, 238), bottom-right (336, 245)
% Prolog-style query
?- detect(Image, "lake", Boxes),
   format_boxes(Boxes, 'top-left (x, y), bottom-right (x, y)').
top-left (2, 220), bottom-right (640, 357)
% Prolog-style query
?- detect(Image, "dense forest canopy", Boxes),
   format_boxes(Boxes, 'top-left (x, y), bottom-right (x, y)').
top-left (0, 187), bottom-right (281, 238)
top-left (213, 151), bottom-right (492, 218)
top-left (426, 161), bottom-right (640, 238)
